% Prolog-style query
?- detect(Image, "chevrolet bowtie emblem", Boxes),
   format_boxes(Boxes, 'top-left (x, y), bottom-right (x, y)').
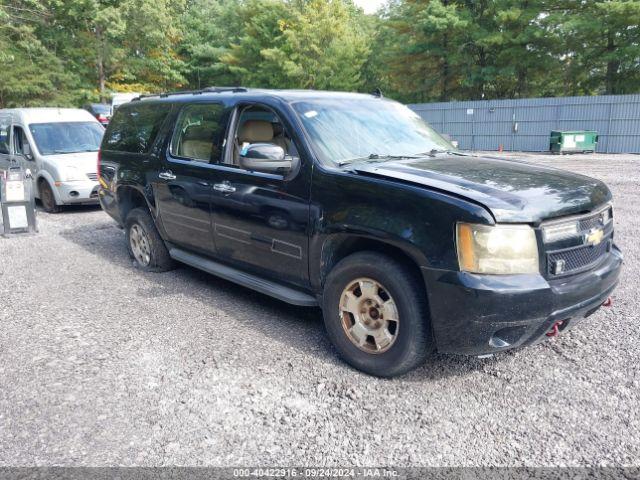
top-left (584, 228), bottom-right (604, 246)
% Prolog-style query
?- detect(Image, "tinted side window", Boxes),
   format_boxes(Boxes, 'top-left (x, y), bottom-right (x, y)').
top-left (170, 103), bottom-right (227, 163)
top-left (13, 126), bottom-right (27, 154)
top-left (103, 103), bottom-right (170, 154)
top-left (0, 122), bottom-right (9, 154)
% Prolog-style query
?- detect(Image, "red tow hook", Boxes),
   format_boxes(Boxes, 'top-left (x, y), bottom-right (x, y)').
top-left (546, 320), bottom-right (564, 337)
top-left (602, 297), bottom-right (613, 307)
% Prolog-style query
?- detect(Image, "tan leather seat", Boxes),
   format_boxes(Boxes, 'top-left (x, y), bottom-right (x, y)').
top-left (235, 119), bottom-right (290, 162)
top-left (182, 140), bottom-right (212, 160)
top-left (180, 125), bottom-right (213, 161)
top-left (239, 120), bottom-right (274, 143)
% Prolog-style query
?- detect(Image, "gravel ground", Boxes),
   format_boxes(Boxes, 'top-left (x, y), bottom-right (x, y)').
top-left (0, 152), bottom-right (638, 467)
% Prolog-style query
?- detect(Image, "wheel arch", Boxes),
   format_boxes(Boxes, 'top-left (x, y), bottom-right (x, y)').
top-left (36, 172), bottom-right (61, 203)
top-left (316, 233), bottom-right (427, 294)
top-left (116, 185), bottom-right (152, 222)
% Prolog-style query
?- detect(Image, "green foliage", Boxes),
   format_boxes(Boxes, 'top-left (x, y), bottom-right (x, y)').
top-left (551, 0), bottom-right (640, 95)
top-left (0, 0), bottom-right (639, 107)
top-left (0, 0), bottom-right (77, 106)
top-left (216, 0), bottom-right (372, 91)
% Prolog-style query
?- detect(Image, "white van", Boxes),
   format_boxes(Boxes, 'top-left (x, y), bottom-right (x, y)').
top-left (0, 108), bottom-right (104, 212)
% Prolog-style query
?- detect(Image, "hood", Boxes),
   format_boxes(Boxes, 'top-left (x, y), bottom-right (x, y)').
top-left (42, 151), bottom-right (98, 174)
top-left (352, 154), bottom-right (611, 223)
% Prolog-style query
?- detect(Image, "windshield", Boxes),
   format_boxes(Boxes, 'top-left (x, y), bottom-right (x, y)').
top-left (91, 104), bottom-right (111, 115)
top-left (292, 98), bottom-right (453, 165)
top-left (29, 122), bottom-right (104, 155)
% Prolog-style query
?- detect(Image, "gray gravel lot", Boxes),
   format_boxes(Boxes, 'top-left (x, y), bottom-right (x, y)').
top-left (0, 152), bottom-right (638, 467)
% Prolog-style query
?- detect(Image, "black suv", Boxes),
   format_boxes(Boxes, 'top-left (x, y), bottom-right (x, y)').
top-left (97, 87), bottom-right (622, 377)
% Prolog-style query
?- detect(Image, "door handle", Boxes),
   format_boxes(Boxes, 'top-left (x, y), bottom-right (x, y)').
top-left (213, 183), bottom-right (236, 193)
top-left (159, 170), bottom-right (176, 180)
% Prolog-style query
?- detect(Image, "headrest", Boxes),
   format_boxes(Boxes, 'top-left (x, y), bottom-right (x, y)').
top-left (272, 122), bottom-right (284, 137)
top-left (239, 120), bottom-right (273, 143)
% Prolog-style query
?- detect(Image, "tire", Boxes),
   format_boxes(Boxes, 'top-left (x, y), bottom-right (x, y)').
top-left (39, 180), bottom-right (61, 213)
top-left (322, 251), bottom-right (433, 377)
top-left (124, 207), bottom-right (175, 272)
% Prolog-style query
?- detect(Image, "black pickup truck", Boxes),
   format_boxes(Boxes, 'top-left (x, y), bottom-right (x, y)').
top-left (97, 88), bottom-right (622, 377)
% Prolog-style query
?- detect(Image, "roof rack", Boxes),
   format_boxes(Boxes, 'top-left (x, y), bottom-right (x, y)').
top-left (133, 86), bottom-right (248, 101)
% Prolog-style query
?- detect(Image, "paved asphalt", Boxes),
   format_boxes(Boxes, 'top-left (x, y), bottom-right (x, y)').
top-left (0, 153), bottom-right (638, 467)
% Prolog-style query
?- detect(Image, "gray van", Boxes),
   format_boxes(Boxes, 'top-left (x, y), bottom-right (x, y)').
top-left (0, 108), bottom-right (104, 212)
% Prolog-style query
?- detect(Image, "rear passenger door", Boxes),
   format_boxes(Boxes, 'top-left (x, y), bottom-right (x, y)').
top-left (154, 102), bottom-right (230, 256)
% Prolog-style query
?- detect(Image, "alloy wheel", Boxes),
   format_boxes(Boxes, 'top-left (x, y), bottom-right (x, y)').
top-left (129, 224), bottom-right (151, 266)
top-left (339, 277), bottom-right (399, 354)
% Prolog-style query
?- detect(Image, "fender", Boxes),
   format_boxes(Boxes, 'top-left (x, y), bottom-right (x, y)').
top-left (311, 229), bottom-right (430, 291)
top-left (35, 171), bottom-right (62, 204)
top-left (115, 183), bottom-right (157, 216)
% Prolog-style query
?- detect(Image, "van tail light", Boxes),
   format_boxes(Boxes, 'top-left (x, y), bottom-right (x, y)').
top-left (97, 114), bottom-right (108, 123)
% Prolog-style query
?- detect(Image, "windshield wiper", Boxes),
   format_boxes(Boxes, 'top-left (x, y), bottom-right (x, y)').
top-left (52, 148), bottom-right (97, 154)
top-left (419, 148), bottom-right (468, 156)
top-left (337, 153), bottom-right (422, 166)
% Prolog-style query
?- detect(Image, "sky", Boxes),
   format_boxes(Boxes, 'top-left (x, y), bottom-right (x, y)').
top-left (353, 0), bottom-right (386, 14)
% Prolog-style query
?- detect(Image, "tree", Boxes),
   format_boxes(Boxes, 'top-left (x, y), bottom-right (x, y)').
top-left (374, 0), bottom-right (468, 102)
top-left (0, 0), bottom-right (76, 107)
top-left (218, 0), bottom-right (373, 91)
top-left (554, 0), bottom-right (640, 95)
top-left (374, 0), bottom-right (565, 102)
top-left (178, 0), bottom-right (243, 88)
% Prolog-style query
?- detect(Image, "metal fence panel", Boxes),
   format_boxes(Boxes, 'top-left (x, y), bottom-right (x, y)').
top-left (409, 94), bottom-right (640, 153)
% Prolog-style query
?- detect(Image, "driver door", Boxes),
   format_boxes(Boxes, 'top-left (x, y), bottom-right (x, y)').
top-left (10, 125), bottom-right (37, 190)
top-left (208, 104), bottom-right (311, 288)
top-left (11, 125), bottom-right (33, 166)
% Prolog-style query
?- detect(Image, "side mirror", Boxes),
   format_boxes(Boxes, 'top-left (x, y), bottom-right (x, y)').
top-left (23, 142), bottom-right (34, 160)
top-left (239, 143), bottom-right (291, 174)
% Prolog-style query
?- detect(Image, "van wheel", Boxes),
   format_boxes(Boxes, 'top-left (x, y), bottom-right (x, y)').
top-left (39, 180), bottom-right (61, 213)
top-left (322, 251), bottom-right (433, 377)
top-left (124, 207), bottom-right (175, 272)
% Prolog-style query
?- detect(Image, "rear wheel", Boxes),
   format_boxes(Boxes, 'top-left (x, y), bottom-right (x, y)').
top-left (39, 180), bottom-right (61, 213)
top-left (322, 251), bottom-right (433, 377)
top-left (125, 207), bottom-right (175, 272)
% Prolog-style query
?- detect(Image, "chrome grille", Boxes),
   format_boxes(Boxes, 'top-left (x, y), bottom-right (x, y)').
top-left (579, 207), bottom-right (612, 231)
top-left (544, 205), bottom-right (613, 276)
top-left (87, 172), bottom-right (98, 181)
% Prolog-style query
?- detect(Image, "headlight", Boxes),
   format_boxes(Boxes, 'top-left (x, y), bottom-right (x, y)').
top-left (61, 167), bottom-right (84, 182)
top-left (456, 223), bottom-right (539, 274)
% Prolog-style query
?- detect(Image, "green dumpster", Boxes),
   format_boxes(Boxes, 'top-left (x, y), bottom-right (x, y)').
top-left (550, 131), bottom-right (598, 154)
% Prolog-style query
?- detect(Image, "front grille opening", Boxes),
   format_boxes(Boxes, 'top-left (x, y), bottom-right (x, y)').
top-left (544, 206), bottom-right (613, 277)
top-left (548, 240), bottom-right (609, 276)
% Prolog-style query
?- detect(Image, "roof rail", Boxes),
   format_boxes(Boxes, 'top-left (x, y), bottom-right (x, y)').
top-left (133, 86), bottom-right (248, 101)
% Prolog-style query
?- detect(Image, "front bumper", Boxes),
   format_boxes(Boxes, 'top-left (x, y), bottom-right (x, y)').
top-left (422, 245), bottom-right (623, 355)
top-left (55, 181), bottom-right (100, 204)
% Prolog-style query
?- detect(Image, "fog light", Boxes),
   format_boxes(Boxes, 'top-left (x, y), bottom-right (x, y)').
top-left (552, 259), bottom-right (566, 275)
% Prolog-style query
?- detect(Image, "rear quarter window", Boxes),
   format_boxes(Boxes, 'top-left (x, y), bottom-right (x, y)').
top-left (103, 103), bottom-right (171, 154)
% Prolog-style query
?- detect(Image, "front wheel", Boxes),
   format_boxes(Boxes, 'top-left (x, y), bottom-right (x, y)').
top-left (125, 207), bottom-right (175, 272)
top-left (322, 251), bottom-right (433, 377)
top-left (39, 180), bottom-right (61, 213)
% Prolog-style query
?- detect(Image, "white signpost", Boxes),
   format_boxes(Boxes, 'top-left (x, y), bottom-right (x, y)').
top-left (0, 167), bottom-right (37, 236)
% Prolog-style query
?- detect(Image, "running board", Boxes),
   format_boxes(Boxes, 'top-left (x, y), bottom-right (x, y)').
top-left (169, 248), bottom-right (318, 307)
